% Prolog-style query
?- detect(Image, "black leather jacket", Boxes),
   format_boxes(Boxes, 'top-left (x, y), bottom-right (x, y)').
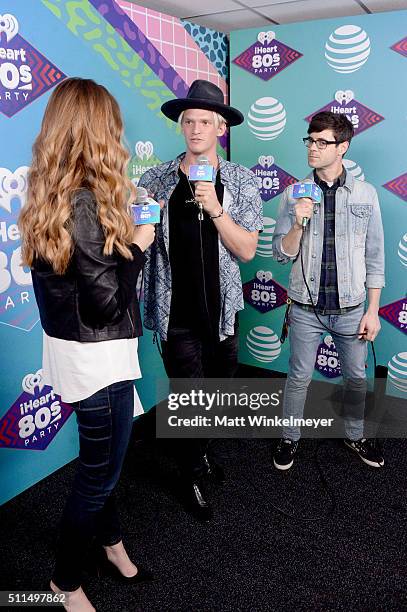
top-left (32, 189), bottom-right (145, 342)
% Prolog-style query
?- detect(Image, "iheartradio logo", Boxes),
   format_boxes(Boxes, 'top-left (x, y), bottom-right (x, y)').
top-left (0, 13), bottom-right (19, 42)
top-left (135, 141), bottom-right (154, 160)
top-left (257, 31), bottom-right (275, 45)
top-left (22, 369), bottom-right (45, 396)
top-left (0, 166), bottom-right (29, 213)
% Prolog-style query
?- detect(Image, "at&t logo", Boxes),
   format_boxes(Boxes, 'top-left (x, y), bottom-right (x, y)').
top-left (248, 97), bottom-right (287, 141)
top-left (325, 25), bottom-right (371, 74)
top-left (343, 159), bottom-right (365, 181)
top-left (246, 325), bottom-right (281, 363)
top-left (398, 233), bottom-right (407, 267)
top-left (387, 352), bottom-right (407, 394)
top-left (256, 217), bottom-right (276, 257)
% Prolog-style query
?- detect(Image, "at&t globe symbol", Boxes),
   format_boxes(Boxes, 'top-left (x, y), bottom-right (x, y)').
top-left (248, 97), bottom-right (286, 141)
top-left (387, 352), bottom-right (407, 394)
top-left (398, 233), bottom-right (407, 268)
top-left (325, 25), bottom-right (371, 73)
top-left (246, 326), bottom-right (281, 363)
top-left (256, 216), bottom-right (276, 258)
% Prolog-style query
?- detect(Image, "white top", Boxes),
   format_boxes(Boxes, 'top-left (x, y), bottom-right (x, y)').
top-left (42, 332), bottom-right (142, 405)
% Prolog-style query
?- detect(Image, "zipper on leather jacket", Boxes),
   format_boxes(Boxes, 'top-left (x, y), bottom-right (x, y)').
top-left (127, 308), bottom-right (135, 337)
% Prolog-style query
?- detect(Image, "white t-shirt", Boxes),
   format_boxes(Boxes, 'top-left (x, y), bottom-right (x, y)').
top-left (42, 332), bottom-right (142, 405)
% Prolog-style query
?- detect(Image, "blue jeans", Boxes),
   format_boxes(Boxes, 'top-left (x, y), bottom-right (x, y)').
top-left (52, 380), bottom-right (134, 591)
top-left (283, 303), bottom-right (367, 442)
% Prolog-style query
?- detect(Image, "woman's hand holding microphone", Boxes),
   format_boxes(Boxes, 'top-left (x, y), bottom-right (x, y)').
top-left (132, 224), bottom-right (155, 252)
top-left (130, 188), bottom-right (165, 252)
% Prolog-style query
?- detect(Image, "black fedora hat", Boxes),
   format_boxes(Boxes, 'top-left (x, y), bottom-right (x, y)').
top-left (161, 79), bottom-right (244, 126)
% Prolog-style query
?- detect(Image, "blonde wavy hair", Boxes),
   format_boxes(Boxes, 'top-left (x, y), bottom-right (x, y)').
top-left (19, 77), bottom-right (136, 275)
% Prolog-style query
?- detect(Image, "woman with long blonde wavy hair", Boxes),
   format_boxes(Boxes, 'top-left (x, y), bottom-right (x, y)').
top-left (19, 78), bottom-right (154, 612)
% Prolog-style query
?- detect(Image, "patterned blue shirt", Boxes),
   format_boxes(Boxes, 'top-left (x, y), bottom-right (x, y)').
top-left (139, 153), bottom-right (263, 341)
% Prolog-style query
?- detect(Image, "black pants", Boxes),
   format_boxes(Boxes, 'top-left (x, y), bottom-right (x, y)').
top-left (161, 325), bottom-right (238, 478)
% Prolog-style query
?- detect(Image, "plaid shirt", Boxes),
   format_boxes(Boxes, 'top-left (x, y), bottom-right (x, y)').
top-left (300, 168), bottom-right (357, 315)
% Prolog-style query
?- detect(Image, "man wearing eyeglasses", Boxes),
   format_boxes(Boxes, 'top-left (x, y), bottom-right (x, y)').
top-left (272, 111), bottom-right (385, 470)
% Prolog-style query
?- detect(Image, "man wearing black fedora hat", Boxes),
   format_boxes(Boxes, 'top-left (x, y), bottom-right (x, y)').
top-left (139, 80), bottom-right (262, 521)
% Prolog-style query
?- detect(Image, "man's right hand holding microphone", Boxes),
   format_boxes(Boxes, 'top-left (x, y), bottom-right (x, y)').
top-left (294, 197), bottom-right (314, 230)
top-left (281, 181), bottom-right (321, 256)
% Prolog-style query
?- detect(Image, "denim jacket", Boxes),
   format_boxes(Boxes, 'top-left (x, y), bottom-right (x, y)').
top-left (139, 154), bottom-right (263, 340)
top-left (272, 170), bottom-right (385, 307)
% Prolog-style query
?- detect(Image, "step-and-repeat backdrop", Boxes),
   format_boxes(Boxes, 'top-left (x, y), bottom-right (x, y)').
top-left (230, 11), bottom-right (406, 397)
top-left (0, 0), bottom-right (228, 504)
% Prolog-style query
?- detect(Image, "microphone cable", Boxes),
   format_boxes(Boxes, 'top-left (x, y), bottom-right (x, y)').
top-left (198, 212), bottom-right (215, 346)
top-left (152, 160), bottom-right (218, 358)
top-left (255, 438), bottom-right (337, 521)
top-left (266, 224), bottom-right (384, 521)
top-left (150, 223), bottom-right (214, 358)
top-left (192, 160), bottom-right (220, 354)
top-left (192, 156), bottom-right (221, 351)
top-left (298, 225), bottom-right (372, 345)
top-left (296, 223), bottom-right (380, 380)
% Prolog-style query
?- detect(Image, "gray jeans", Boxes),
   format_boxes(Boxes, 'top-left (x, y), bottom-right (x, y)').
top-left (283, 303), bottom-right (367, 441)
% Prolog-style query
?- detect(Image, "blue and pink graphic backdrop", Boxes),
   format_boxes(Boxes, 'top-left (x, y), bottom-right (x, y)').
top-left (0, 0), bottom-right (228, 505)
top-left (230, 12), bottom-right (407, 396)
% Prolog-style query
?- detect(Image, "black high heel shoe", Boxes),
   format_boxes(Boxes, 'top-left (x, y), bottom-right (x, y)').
top-left (203, 453), bottom-right (225, 483)
top-left (93, 546), bottom-right (154, 584)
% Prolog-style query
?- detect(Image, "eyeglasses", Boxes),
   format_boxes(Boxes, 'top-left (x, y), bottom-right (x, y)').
top-left (303, 137), bottom-right (340, 150)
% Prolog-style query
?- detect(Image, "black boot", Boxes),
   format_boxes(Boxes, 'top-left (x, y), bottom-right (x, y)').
top-left (179, 477), bottom-right (213, 522)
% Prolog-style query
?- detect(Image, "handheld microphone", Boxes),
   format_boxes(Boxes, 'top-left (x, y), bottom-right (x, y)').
top-left (188, 156), bottom-right (215, 221)
top-left (130, 186), bottom-right (161, 225)
top-left (188, 156), bottom-right (215, 182)
top-left (291, 180), bottom-right (322, 228)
